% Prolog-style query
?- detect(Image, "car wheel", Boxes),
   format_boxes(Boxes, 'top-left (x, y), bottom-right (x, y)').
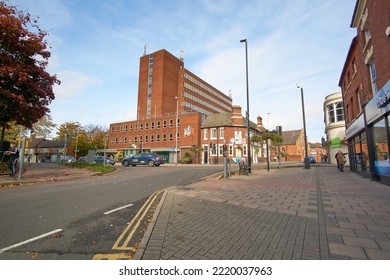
top-left (148, 160), bottom-right (155, 167)
top-left (122, 160), bottom-right (129, 167)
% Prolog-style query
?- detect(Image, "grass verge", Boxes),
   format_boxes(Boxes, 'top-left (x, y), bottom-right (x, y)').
top-left (61, 162), bottom-right (117, 173)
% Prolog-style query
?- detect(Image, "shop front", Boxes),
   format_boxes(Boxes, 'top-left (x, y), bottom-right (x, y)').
top-left (346, 80), bottom-right (390, 184)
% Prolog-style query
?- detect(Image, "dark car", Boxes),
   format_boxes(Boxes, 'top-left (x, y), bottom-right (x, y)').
top-left (94, 156), bottom-right (115, 165)
top-left (60, 155), bottom-right (76, 163)
top-left (121, 153), bottom-right (165, 167)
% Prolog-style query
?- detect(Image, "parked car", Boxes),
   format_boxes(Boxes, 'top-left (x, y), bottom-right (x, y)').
top-left (78, 156), bottom-right (87, 162)
top-left (60, 155), bottom-right (76, 163)
top-left (121, 153), bottom-right (165, 167)
top-left (94, 156), bottom-right (115, 165)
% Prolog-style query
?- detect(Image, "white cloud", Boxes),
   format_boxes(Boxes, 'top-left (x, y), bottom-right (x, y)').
top-left (54, 71), bottom-right (99, 99)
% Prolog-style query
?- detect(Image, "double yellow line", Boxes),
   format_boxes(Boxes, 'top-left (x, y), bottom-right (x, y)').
top-left (112, 190), bottom-right (163, 251)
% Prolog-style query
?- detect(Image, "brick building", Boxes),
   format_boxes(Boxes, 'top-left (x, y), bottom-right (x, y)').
top-left (277, 129), bottom-right (308, 162)
top-left (339, 0), bottom-right (390, 183)
top-left (201, 106), bottom-right (266, 164)
top-left (109, 49), bottom-right (259, 163)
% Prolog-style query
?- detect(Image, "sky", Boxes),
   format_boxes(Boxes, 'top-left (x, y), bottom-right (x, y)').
top-left (9, 0), bottom-right (357, 142)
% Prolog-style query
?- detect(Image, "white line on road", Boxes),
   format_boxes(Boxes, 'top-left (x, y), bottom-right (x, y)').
top-left (0, 228), bottom-right (63, 254)
top-left (104, 203), bottom-right (134, 215)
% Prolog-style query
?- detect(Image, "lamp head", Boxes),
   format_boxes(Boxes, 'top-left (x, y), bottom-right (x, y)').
top-left (240, 39), bottom-right (247, 43)
top-left (296, 83), bottom-right (300, 89)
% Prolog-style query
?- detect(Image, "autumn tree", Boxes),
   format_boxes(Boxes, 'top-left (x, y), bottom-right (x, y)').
top-left (56, 123), bottom-right (108, 158)
top-left (32, 115), bottom-right (56, 138)
top-left (56, 122), bottom-right (81, 142)
top-left (0, 2), bottom-right (60, 151)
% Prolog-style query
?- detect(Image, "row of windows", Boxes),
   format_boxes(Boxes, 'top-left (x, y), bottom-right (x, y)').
top-left (183, 91), bottom-right (228, 114)
top-left (111, 133), bottom-right (180, 145)
top-left (146, 54), bottom-right (154, 119)
top-left (182, 101), bottom-right (212, 115)
top-left (208, 144), bottom-right (247, 156)
top-left (203, 127), bottom-right (225, 139)
top-left (111, 119), bottom-right (180, 133)
top-left (183, 73), bottom-right (232, 105)
top-left (183, 83), bottom-right (231, 111)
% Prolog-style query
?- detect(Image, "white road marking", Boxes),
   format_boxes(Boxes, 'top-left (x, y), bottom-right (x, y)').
top-left (0, 228), bottom-right (63, 254)
top-left (103, 203), bottom-right (134, 215)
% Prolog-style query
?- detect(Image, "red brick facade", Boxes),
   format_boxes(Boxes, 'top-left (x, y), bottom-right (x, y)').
top-left (339, 0), bottom-right (390, 182)
top-left (108, 49), bottom-right (234, 163)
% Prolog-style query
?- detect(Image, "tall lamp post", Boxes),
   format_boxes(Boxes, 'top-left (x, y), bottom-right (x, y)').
top-left (297, 84), bottom-right (310, 169)
top-left (175, 96), bottom-right (179, 165)
top-left (240, 38), bottom-right (251, 173)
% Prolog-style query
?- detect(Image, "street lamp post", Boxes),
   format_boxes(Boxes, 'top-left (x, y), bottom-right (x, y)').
top-left (297, 84), bottom-right (310, 169)
top-left (175, 96), bottom-right (179, 165)
top-left (240, 38), bottom-right (251, 173)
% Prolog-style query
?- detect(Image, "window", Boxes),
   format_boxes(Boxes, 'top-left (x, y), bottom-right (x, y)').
top-left (219, 128), bottom-right (224, 139)
top-left (119, 137), bottom-right (122, 143)
top-left (177, 132), bottom-right (180, 141)
top-left (134, 136), bottom-right (137, 143)
top-left (120, 126), bottom-right (123, 133)
top-left (163, 134), bottom-right (167, 142)
top-left (156, 134), bottom-right (160, 142)
top-left (111, 127), bottom-right (114, 133)
top-left (115, 138), bottom-right (118, 144)
top-left (124, 137), bottom-right (127, 143)
top-left (229, 145), bottom-right (234, 156)
top-left (169, 119), bottom-right (173, 128)
top-left (125, 125), bottom-right (128, 132)
top-left (177, 118), bottom-right (180, 127)
top-left (203, 129), bottom-right (208, 140)
top-left (140, 123), bottom-right (143, 130)
top-left (151, 122), bottom-right (155, 130)
top-left (139, 135), bottom-right (143, 143)
top-left (169, 133), bottom-right (173, 141)
top-left (336, 102), bottom-right (345, 121)
top-left (130, 124), bottom-right (133, 131)
top-left (210, 144), bottom-right (217, 156)
top-left (370, 60), bottom-right (378, 94)
top-left (145, 122), bottom-right (149, 130)
top-left (115, 126), bottom-right (118, 133)
top-left (211, 128), bottom-right (217, 139)
top-left (163, 120), bottom-right (167, 128)
top-left (219, 145), bottom-right (223, 156)
top-left (157, 121), bottom-right (161, 129)
top-left (145, 135), bottom-right (148, 143)
top-left (328, 104), bottom-right (335, 123)
top-left (150, 135), bottom-right (154, 142)
top-left (135, 124), bottom-right (138, 131)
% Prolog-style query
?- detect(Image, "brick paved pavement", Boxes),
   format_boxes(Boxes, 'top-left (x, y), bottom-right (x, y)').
top-left (135, 166), bottom-right (390, 260)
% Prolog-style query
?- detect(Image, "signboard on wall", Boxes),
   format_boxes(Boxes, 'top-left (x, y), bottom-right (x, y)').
top-left (331, 137), bottom-right (341, 148)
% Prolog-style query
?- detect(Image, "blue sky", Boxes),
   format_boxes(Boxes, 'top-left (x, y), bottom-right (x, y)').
top-left (10, 0), bottom-right (357, 142)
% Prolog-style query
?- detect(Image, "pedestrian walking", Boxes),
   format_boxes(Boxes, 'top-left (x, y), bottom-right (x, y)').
top-left (335, 153), bottom-right (339, 169)
top-left (336, 150), bottom-right (345, 172)
top-left (5, 142), bottom-right (19, 177)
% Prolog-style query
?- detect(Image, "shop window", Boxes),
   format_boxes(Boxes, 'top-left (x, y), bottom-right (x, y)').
top-left (373, 119), bottom-right (389, 176)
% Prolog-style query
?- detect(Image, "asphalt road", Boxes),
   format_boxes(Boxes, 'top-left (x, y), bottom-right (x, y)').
top-left (0, 164), bottom-right (221, 259)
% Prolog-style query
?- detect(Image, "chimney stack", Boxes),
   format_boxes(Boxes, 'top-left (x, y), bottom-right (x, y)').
top-left (231, 105), bottom-right (243, 126)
